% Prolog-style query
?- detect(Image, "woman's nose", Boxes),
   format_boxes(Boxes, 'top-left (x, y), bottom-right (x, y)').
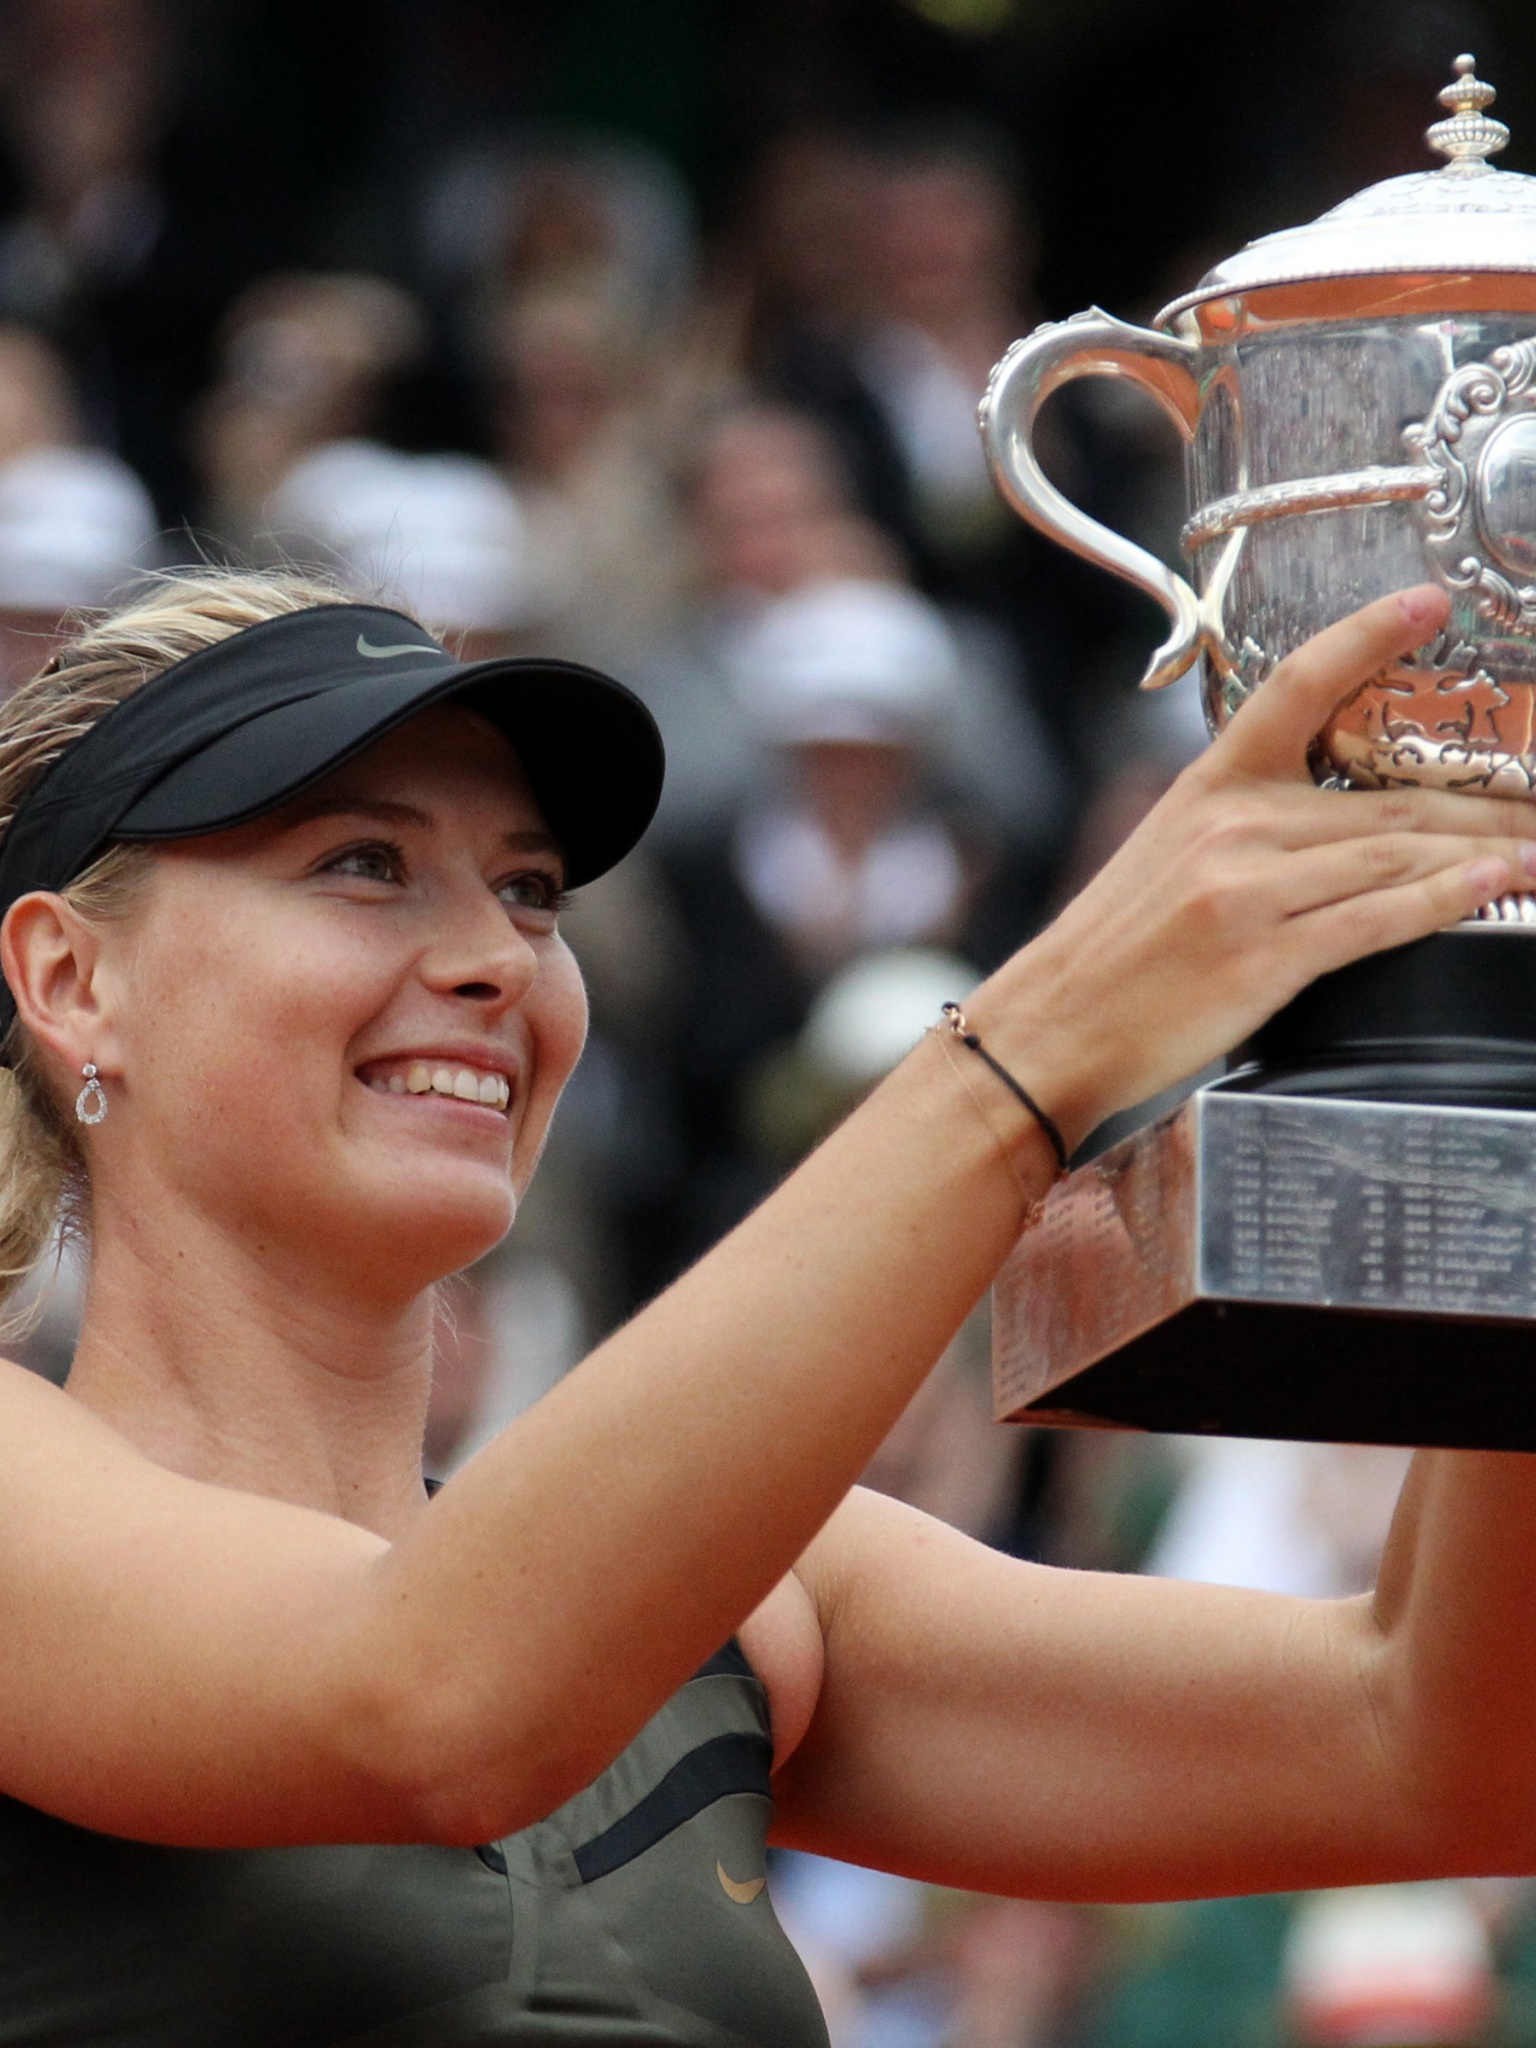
top-left (417, 892), bottom-right (539, 1010)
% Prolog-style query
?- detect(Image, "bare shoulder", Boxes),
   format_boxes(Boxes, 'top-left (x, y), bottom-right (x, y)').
top-left (0, 1355), bottom-right (400, 1838)
top-left (0, 1356), bottom-right (139, 1482)
top-left (0, 1355), bottom-right (387, 1569)
top-left (0, 1356), bottom-right (242, 1513)
top-left (0, 1353), bottom-right (386, 1642)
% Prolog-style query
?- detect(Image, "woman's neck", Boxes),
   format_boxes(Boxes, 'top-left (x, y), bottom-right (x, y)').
top-left (63, 1204), bottom-right (438, 1540)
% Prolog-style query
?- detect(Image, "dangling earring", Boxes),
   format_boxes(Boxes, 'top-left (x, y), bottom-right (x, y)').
top-left (74, 1062), bottom-right (107, 1126)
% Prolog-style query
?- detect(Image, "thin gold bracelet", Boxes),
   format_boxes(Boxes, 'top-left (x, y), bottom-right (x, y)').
top-left (934, 1002), bottom-right (1069, 1174)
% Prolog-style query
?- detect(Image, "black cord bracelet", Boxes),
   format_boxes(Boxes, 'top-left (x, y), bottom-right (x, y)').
top-left (937, 1002), bottom-right (1069, 1174)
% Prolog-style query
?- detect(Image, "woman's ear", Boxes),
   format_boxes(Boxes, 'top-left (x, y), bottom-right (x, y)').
top-left (0, 892), bottom-right (115, 1079)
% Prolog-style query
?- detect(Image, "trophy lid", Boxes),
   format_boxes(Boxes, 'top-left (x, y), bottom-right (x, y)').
top-left (1157, 56), bottom-right (1536, 327)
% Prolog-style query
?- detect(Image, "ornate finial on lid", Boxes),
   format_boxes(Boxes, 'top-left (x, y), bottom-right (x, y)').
top-left (1427, 53), bottom-right (1510, 172)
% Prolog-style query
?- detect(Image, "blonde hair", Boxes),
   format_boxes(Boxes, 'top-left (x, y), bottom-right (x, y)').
top-left (0, 565), bottom-right (360, 1319)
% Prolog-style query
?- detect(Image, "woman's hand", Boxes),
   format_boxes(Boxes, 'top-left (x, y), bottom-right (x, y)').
top-left (974, 587), bottom-right (1536, 1149)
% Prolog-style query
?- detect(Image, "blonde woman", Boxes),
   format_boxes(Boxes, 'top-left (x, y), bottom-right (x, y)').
top-left (0, 568), bottom-right (1531, 2046)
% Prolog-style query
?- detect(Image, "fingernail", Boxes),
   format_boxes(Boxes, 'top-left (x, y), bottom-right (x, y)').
top-left (1398, 586), bottom-right (1447, 628)
top-left (1468, 856), bottom-right (1509, 894)
top-left (1520, 843), bottom-right (1536, 878)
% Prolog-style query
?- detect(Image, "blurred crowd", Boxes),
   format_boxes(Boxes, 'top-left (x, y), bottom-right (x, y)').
top-left (2, 1), bottom-right (1532, 2044)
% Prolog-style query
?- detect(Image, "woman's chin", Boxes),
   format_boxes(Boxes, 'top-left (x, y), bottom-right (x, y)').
top-left (334, 1161), bottom-right (518, 1287)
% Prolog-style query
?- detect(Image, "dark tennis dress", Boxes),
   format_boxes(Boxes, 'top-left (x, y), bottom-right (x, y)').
top-left (0, 1640), bottom-right (829, 2048)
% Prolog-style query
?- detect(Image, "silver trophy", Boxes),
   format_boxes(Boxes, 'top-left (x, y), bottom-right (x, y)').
top-left (982, 58), bottom-right (1536, 1447)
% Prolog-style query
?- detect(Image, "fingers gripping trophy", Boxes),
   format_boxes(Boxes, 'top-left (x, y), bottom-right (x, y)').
top-left (982, 58), bottom-right (1536, 1448)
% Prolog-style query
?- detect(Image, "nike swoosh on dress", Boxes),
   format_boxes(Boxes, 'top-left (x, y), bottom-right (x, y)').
top-left (355, 636), bottom-right (445, 660)
top-left (716, 1862), bottom-right (766, 1905)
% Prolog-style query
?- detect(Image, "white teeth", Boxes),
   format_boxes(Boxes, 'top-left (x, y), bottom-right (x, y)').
top-left (375, 1061), bottom-right (510, 1111)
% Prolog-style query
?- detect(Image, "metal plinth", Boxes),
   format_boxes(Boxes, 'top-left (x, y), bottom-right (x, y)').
top-left (993, 1089), bottom-right (1536, 1448)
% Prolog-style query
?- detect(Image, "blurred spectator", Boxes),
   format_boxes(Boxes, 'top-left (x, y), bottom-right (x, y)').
top-left (646, 574), bottom-right (1053, 1288)
top-left (267, 438), bottom-right (544, 650)
top-left (478, 283), bottom-right (686, 667)
top-left (418, 133), bottom-right (697, 339)
top-left (0, 0), bottom-right (296, 522)
top-left (741, 947), bottom-right (975, 1172)
top-left (630, 400), bottom-right (904, 841)
top-left (742, 128), bottom-right (880, 342)
top-left (633, 402), bottom-right (1060, 847)
top-left (195, 274), bottom-right (428, 555)
top-left (685, 404), bottom-right (900, 608)
top-left (726, 581), bottom-right (979, 975)
top-left (0, 318), bottom-right (76, 457)
top-left (0, 441), bottom-right (156, 685)
top-left (1088, 1866), bottom-right (1536, 2048)
top-left (739, 126), bottom-right (914, 550)
top-left (728, 575), bottom-right (1060, 929)
top-left (1284, 1882), bottom-right (1498, 2048)
top-left (397, 129), bottom-right (699, 477)
top-left (742, 115), bottom-right (1147, 787)
top-left (0, 321), bottom-right (154, 687)
top-left (854, 123), bottom-right (1034, 574)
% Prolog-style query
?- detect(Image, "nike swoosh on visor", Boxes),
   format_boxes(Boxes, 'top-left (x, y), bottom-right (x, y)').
top-left (355, 635), bottom-right (447, 660)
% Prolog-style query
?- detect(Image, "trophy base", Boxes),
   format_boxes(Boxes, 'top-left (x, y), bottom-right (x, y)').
top-left (1229, 920), bottom-right (1536, 1109)
top-left (993, 1086), bottom-right (1536, 1448)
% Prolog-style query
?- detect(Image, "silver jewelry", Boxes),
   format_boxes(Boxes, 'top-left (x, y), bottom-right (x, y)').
top-left (74, 1062), bottom-right (107, 1125)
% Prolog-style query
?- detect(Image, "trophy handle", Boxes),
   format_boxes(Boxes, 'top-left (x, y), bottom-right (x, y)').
top-left (980, 308), bottom-right (1203, 690)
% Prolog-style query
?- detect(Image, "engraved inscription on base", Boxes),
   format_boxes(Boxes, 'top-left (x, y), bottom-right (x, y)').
top-left (993, 1091), bottom-right (1536, 1421)
top-left (1199, 1096), bottom-right (1536, 1317)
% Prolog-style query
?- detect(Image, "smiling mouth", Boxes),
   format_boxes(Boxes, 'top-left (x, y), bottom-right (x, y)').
top-left (364, 1060), bottom-right (512, 1113)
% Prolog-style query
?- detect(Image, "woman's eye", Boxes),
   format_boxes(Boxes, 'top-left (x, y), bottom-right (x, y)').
top-left (326, 843), bottom-right (404, 885)
top-left (497, 871), bottom-right (562, 915)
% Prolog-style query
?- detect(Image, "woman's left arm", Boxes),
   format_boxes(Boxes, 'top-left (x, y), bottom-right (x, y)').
top-left (769, 1465), bottom-right (1536, 1901)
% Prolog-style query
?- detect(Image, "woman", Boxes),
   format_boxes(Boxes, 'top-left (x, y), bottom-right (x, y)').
top-left (0, 567), bottom-right (1532, 2046)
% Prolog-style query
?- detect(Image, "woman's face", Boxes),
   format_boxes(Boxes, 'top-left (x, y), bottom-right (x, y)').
top-left (78, 704), bottom-right (588, 1300)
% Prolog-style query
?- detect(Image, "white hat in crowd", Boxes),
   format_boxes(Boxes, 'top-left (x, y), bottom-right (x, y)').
top-left (801, 948), bottom-right (980, 1090)
top-left (0, 445), bottom-right (158, 611)
top-left (269, 439), bottom-right (540, 637)
top-left (1283, 1881), bottom-right (1494, 2046)
top-left (729, 577), bottom-right (960, 747)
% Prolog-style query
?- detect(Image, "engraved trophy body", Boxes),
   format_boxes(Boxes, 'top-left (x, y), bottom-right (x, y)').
top-left (982, 60), bottom-right (1536, 1447)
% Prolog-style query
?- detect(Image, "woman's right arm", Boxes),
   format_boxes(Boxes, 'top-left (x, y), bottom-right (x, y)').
top-left (0, 586), bottom-right (1530, 1851)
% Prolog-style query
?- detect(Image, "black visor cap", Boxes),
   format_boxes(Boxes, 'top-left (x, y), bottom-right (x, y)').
top-left (0, 604), bottom-right (665, 1044)
top-left (109, 607), bottom-right (665, 885)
